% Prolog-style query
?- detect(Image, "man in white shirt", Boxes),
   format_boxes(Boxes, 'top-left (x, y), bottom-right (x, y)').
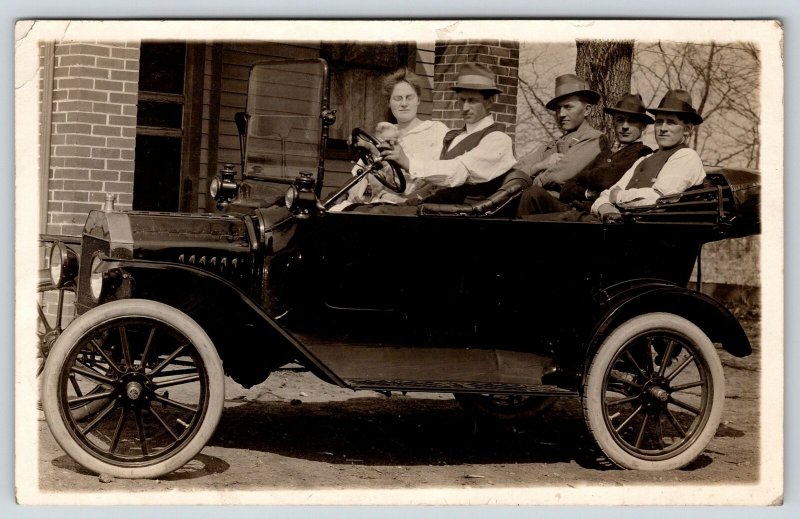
top-left (380, 62), bottom-right (518, 203)
top-left (592, 89), bottom-right (706, 221)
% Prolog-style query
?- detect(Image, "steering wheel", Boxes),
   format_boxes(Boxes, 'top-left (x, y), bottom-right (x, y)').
top-left (350, 128), bottom-right (406, 193)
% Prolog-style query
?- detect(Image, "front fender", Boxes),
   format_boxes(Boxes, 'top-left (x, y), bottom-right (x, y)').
top-left (107, 259), bottom-right (345, 389)
top-left (589, 281), bottom-right (752, 360)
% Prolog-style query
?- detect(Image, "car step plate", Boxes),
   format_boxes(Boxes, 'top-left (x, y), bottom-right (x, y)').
top-left (301, 341), bottom-right (576, 395)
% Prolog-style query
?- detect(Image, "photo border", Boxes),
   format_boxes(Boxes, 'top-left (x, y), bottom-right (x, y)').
top-left (3, 2), bottom-right (795, 516)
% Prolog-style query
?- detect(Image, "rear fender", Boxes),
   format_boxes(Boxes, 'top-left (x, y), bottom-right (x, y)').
top-left (587, 282), bottom-right (752, 363)
top-left (106, 259), bottom-right (345, 389)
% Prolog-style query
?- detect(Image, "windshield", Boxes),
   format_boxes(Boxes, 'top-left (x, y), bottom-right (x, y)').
top-left (244, 60), bottom-right (325, 181)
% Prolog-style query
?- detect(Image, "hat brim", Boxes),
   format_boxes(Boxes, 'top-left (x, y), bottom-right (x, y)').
top-left (451, 84), bottom-right (502, 95)
top-left (545, 89), bottom-right (600, 111)
top-left (603, 107), bottom-right (655, 124)
top-left (647, 108), bottom-right (703, 125)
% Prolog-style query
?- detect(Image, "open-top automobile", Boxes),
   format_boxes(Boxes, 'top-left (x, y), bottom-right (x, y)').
top-left (41, 58), bottom-right (761, 478)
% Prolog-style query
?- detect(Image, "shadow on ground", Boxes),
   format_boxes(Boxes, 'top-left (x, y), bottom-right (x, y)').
top-left (52, 453), bottom-right (231, 482)
top-left (45, 392), bottom-right (749, 481)
top-left (207, 396), bottom-right (741, 471)
top-left (210, 397), bottom-right (597, 467)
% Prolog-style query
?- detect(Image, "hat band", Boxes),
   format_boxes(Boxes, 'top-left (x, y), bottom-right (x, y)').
top-left (656, 99), bottom-right (696, 112)
top-left (555, 82), bottom-right (591, 95)
top-left (457, 74), bottom-right (497, 88)
top-left (612, 108), bottom-right (647, 115)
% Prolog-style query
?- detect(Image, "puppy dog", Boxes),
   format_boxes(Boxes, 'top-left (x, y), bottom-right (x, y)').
top-left (375, 121), bottom-right (399, 143)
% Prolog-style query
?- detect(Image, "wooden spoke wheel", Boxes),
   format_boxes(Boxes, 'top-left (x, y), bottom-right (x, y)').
top-left (42, 300), bottom-right (224, 479)
top-left (583, 312), bottom-right (724, 470)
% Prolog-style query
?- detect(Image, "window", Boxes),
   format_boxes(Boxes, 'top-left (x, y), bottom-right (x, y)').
top-left (133, 42), bottom-right (186, 212)
top-left (322, 42), bottom-right (411, 144)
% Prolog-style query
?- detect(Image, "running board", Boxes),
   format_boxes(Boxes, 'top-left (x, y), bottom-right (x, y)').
top-left (300, 340), bottom-right (578, 395)
top-left (345, 378), bottom-right (578, 396)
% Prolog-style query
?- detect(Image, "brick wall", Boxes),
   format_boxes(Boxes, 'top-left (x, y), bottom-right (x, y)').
top-left (46, 42), bottom-right (140, 236)
top-left (433, 41), bottom-right (519, 138)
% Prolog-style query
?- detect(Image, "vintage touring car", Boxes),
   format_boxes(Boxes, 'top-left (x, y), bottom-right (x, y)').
top-left (40, 59), bottom-right (761, 478)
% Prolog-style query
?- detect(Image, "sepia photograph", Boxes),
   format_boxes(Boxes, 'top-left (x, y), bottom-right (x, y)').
top-left (13, 19), bottom-right (783, 506)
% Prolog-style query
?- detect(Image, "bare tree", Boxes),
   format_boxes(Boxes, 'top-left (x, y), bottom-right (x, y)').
top-left (514, 42), bottom-right (574, 156)
top-left (633, 41), bottom-right (760, 169)
top-left (576, 40), bottom-right (634, 141)
top-left (516, 40), bottom-right (760, 169)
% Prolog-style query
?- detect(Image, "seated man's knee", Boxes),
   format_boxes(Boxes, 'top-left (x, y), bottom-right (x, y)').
top-left (517, 185), bottom-right (558, 216)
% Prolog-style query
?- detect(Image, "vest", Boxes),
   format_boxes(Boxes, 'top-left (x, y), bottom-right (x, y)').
top-left (440, 122), bottom-right (506, 159)
top-left (625, 144), bottom-right (687, 189)
top-left (426, 123), bottom-right (509, 204)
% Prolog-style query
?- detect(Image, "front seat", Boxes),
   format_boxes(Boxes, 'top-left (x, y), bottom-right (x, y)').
top-left (418, 169), bottom-right (532, 217)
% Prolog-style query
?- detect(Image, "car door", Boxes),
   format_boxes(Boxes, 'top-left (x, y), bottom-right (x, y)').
top-left (312, 211), bottom-right (606, 331)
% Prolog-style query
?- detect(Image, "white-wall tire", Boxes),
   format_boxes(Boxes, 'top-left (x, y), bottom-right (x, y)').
top-left (583, 312), bottom-right (724, 471)
top-left (42, 299), bottom-right (225, 479)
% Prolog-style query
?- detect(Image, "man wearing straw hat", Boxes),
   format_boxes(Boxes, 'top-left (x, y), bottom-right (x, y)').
top-left (516, 93), bottom-right (654, 216)
top-left (380, 62), bottom-right (516, 198)
top-left (592, 89), bottom-right (706, 221)
top-left (516, 73), bottom-right (607, 192)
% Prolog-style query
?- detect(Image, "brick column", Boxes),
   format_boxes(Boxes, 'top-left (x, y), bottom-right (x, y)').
top-left (46, 42), bottom-right (140, 236)
top-left (433, 40), bottom-right (520, 139)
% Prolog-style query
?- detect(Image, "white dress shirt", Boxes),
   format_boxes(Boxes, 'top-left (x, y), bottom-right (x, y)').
top-left (591, 147), bottom-right (706, 213)
top-left (407, 115), bottom-right (516, 188)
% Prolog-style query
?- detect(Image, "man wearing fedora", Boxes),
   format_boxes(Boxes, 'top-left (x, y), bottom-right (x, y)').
top-left (592, 89), bottom-right (706, 220)
top-left (516, 94), bottom-right (654, 216)
top-left (516, 74), bottom-right (607, 193)
top-left (380, 62), bottom-right (517, 201)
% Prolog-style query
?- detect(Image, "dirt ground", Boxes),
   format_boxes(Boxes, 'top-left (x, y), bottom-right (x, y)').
top-left (36, 312), bottom-right (761, 496)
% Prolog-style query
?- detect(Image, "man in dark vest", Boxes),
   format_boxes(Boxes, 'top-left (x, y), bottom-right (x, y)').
top-left (516, 94), bottom-right (654, 216)
top-left (380, 62), bottom-right (517, 203)
top-left (592, 89), bottom-right (706, 221)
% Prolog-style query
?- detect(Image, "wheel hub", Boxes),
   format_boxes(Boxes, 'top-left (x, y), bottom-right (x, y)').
top-left (118, 372), bottom-right (151, 405)
top-left (125, 381), bottom-right (144, 401)
top-left (646, 385), bottom-right (669, 403)
top-left (41, 329), bottom-right (60, 356)
top-left (641, 378), bottom-right (671, 408)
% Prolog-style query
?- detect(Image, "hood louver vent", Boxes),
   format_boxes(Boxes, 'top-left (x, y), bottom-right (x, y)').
top-left (178, 252), bottom-right (245, 277)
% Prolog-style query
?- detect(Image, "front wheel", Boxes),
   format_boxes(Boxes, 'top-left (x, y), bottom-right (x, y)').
top-left (582, 312), bottom-right (724, 471)
top-left (42, 299), bottom-right (225, 479)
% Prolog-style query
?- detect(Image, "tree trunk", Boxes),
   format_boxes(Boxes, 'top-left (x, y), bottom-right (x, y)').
top-left (575, 40), bottom-right (634, 142)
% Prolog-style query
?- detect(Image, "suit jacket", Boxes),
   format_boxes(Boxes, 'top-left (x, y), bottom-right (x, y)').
top-left (517, 121), bottom-right (607, 190)
top-left (559, 141), bottom-right (653, 209)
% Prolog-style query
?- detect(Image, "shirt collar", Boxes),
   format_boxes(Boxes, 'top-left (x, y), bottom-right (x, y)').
top-left (465, 115), bottom-right (494, 135)
top-left (563, 119), bottom-right (591, 137)
top-left (404, 119), bottom-right (432, 136)
top-left (613, 139), bottom-right (643, 151)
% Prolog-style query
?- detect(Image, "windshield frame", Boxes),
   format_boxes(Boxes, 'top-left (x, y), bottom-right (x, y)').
top-left (242, 58), bottom-right (330, 198)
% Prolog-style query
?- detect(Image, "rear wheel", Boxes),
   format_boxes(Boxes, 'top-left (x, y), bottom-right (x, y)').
top-left (454, 393), bottom-right (555, 421)
top-left (583, 312), bottom-right (724, 470)
top-left (42, 299), bottom-right (225, 479)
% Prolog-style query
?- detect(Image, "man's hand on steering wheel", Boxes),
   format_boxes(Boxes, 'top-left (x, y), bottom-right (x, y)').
top-left (352, 138), bottom-right (381, 158)
top-left (350, 128), bottom-right (406, 194)
top-left (379, 140), bottom-right (410, 172)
